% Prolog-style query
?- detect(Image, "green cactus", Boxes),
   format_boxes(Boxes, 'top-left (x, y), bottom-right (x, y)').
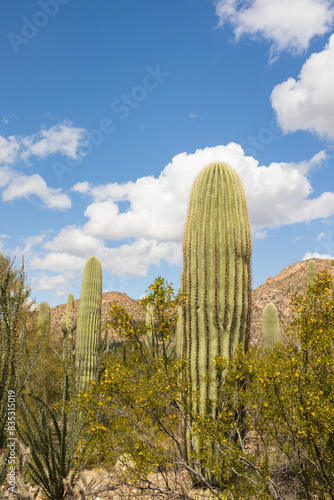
top-left (307, 260), bottom-right (316, 287)
top-left (177, 161), bottom-right (252, 478)
top-left (61, 293), bottom-right (77, 343)
top-left (262, 303), bottom-right (280, 349)
top-left (37, 302), bottom-right (50, 340)
top-left (75, 256), bottom-right (102, 392)
top-left (143, 303), bottom-right (156, 354)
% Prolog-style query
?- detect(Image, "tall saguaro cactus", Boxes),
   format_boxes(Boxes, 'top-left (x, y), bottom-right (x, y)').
top-left (307, 260), bottom-right (316, 287)
top-left (76, 256), bottom-right (102, 392)
top-left (178, 162), bottom-right (252, 472)
top-left (262, 303), bottom-right (280, 349)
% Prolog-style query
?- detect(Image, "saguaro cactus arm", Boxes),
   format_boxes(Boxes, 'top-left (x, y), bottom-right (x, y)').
top-left (61, 293), bottom-right (77, 338)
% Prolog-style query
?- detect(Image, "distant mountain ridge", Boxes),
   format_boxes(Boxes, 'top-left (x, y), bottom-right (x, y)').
top-left (50, 259), bottom-right (334, 345)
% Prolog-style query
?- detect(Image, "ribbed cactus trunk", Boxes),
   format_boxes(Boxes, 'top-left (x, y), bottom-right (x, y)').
top-left (144, 303), bottom-right (156, 355)
top-left (76, 257), bottom-right (102, 392)
top-left (262, 303), bottom-right (280, 349)
top-left (178, 162), bottom-right (252, 479)
top-left (307, 260), bottom-right (316, 287)
top-left (37, 302), bottom-right (50, 340)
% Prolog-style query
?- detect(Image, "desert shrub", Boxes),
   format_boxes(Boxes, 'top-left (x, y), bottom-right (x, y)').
top-left (80, 268), bottom-right (334, 499)
top-left (0, 257), bottom-right (28, 485)
top-left (245, 268), bottom-right (334, 499)
top-left (17, 334), bottom-right (94, 500)
top-left (81, 279), bottom-right (272, 499)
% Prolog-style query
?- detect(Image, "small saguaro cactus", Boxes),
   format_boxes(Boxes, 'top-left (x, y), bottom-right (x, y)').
top-left (177, 161), bottom-right (252, 481)
top-left (262, 303), bottom-right (280, 349)
top-left (37, 302), bottom-right (50, 340)
top-left (307, 260), bottom-right (316, 287)
top-left (143, 303), bottom-right (156, 354)
top-left (75, 256), bottom-right (102, 392)
top-left (61, 293), bottom-right (77, 343)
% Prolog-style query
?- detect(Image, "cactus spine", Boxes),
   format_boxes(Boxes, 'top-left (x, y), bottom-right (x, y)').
top-left (37, 302), bottom-right (50, 340)
top-left (307, 260), bottom-right (316, 287)
top-left (262, 303), bottom-right (280, 349)
top-left (61, 293), bottom-right (77, 342)
top-left (178, 162), bottom-right (252, 472)
top-left (76, 257), bottom-right (102, 392)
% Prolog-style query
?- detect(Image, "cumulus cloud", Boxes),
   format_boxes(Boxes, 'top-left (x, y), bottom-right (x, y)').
top-left (0, 123), bottom-right (87, 209)
top-left (0, 123), bottom-right (87, 166)
top-left (29, 252), bottom-right (86, 273)
top-left (271, 34), bottom-right (334, 139)
top-left (73, 144), bottom-right (331, 239)
top-left (0, 166), bottom-right (14, 188)
top-left (31, 272), bottom-right (78, 298)
top-left (27, 142), bottom-right (334, 294)
top-left (215, 0), bottom-right (334, 60)
top-left (44, 227), bottom-right (101, 256)
top-left (2, 173), bottom-right (71, 210)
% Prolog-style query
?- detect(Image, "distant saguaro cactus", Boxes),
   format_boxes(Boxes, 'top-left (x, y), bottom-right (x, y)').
top-left (143, 303), bottom-right (156, 354)
top-left (307, 260), bottom-right (316, 287)
top-left (262, 303), bottom-right (280, 349)
top-left (177, 161), bottom-right (252, 479)
top-left (37, 302), bottom-right (50, 340)
top-left (76, 256), bottom-right (102, 392)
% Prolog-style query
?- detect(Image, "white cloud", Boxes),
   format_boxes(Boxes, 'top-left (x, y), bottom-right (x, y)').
top-left (20, 123), bottom-right (87, 161)
top-left (72, 181), bottom-right (90, 194)
top-left (29, 252), bottom-right (85, 273)
top-left (0, 123), bottom-right (87, 166)
top-left (2, 173), bottom-right (71, 210)
top-left (302, 251), bottom-right (334, 260)
top-left (44, 227), bottom-right (101, 256)
top-left (215, 0), bottom-right (334, 60)
top-left (0, 137), bottom-right (20, 165)
top-left (73, 145), bottom-right (331, 242)
top-left (317, 232), bottom-right (326, 240)
top-left (271, 34), bottom-right (334, 138)
top-left (31, 272), bottom-right (77, 298)
top-left (0, 123), bottom-right (87, 209)
top-left (0, 167), bottom-right (14, 188)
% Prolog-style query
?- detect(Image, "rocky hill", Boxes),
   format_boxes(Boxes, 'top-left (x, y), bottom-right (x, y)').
top-left (251, 258), bottom-right (334, 345)
top-left (50, 291), bottom-right (144, 338)
top-left (50, 258), bottom-right (334, 345)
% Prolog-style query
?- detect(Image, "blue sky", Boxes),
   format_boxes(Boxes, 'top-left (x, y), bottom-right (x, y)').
top-left (1, 0), bottom-right (334, 306)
